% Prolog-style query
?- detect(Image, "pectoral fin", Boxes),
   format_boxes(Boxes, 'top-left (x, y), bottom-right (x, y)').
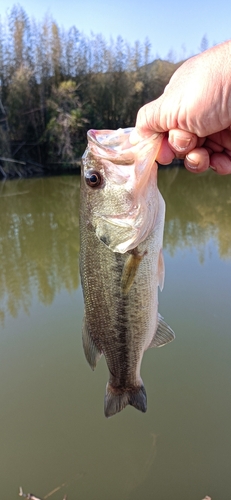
top-left (121, 250), bottom-right (147, 295)
top-left (82, 314), bottom-right (102, 369)
top-left (158, 249), bottom-right (165, 291)
top-left (149, 313), bottom-right (175, 348)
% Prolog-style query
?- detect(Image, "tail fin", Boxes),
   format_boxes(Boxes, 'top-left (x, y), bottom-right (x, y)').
top-left (104, 383), bottom-right (147, 417)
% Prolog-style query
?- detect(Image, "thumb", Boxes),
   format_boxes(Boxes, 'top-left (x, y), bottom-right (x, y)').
top-left (168, 129), bottom-right (198, 154)
top-left (134, 94), bottom-right (167, 137)
top-left (132, 95), bottom-right (198, 155)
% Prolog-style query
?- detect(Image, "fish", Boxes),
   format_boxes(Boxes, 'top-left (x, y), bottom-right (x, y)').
top-left (79, 127), bottom-right (175, 417)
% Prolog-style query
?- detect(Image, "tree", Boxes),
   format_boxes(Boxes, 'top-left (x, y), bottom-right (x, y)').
top-left (45, 80), bottom-right (88, 163)
top-left (6, 65), bottom-right (39, 142)
top-left (50, 21), bottom-right (62, 84)
top-left (200, 34), bottom-right (209, 52)
top-left (7, 5), bottom-right (32, 72)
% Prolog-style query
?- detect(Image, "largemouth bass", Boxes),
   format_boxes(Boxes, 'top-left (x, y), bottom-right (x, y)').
top-left (79, 127), bottom-right (175, 417)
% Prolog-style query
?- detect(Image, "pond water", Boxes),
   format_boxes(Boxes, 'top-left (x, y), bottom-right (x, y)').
top-left (0, 169), bottom-right (231, 500)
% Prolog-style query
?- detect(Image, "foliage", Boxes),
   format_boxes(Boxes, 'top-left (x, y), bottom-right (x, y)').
top-left (45, 80), bottom-right (88, 162)
top-left (0, 4), bottom-right (185, 172)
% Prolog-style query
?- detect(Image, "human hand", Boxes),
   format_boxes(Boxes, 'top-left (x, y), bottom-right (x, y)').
top-left (133, 41), bottom-right (231, 174)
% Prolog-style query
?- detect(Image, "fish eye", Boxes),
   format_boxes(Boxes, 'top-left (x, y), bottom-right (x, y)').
top-left (85, 169), bottom-right (102, 188)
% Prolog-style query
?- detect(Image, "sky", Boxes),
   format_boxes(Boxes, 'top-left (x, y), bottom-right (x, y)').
top-left (0, 0), bottom-right (231, 61)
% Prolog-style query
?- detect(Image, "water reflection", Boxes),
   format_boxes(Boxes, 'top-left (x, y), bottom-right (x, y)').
top-left (0, 169), bottom-right (230, 323)
top-left (159, 167), bottom-right (231, 259)
top-left (0, 176), bottom-right (80, 323)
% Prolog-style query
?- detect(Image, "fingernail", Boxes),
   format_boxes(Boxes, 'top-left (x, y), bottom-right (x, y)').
top-left (170, 133), bottom-right (192, 151)
top-left (210, 165), bottom-right (217, 172)
top-left (185, 155), bottom-right (199, 170)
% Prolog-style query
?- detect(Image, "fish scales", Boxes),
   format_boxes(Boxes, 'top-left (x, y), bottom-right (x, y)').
top-left (79, 127), bottom-right (175, 417)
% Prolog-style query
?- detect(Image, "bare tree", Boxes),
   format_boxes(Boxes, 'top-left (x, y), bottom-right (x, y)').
top-left (200, 34), bottom-right (209, 52)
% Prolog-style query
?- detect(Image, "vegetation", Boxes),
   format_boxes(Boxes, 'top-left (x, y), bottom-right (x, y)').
top-left (0, 4), bottom-right (184, 176)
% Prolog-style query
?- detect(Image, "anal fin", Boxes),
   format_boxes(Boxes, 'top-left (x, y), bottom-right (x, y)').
top-left (82, 313), bottom-right (102, 369)
top-left (149, 313), bottom-right (175, 348)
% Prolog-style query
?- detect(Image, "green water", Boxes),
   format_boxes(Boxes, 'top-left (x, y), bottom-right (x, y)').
top-left (0, 170), bottom-right (231, 500)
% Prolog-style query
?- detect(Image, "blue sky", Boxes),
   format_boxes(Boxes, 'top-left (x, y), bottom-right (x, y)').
top-left (1, 0), bottom-right (231, 61)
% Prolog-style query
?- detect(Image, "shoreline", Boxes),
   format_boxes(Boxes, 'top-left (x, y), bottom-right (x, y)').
top-left (0, 159), bottom-right (183, 181)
